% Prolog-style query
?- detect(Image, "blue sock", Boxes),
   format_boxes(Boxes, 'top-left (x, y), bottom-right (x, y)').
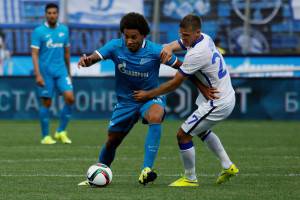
top-left (57, 104), bottom-right (72, 132)
top-left (178, 141), bottom-right (194, 150)
top-left (143, 124), bottom-right (161, 169)
top-left (39, 105), bottom-right (49, 137)
top-left (99, 145), bottom-right (116, 167)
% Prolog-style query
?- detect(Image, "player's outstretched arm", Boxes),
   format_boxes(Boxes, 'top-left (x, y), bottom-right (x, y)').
top-left (169, 59), bottom-right (183, 69)
top-left (78, 52), bottom-right (101, 68)
top-left (160, 40), bottom-right (183, 64)
top-left (133, 72), bottom-right (186, 101)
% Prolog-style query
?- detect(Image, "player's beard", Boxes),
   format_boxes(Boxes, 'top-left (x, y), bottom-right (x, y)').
top-left (127, 42), bottom-right (142, 52)
top-left (46, 16), bottom-right (58, 27)
top-left (48, 20), bottom-right (57, 27)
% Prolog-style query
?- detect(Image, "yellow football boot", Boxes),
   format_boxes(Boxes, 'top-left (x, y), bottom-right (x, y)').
top-left (41, 135), bottom-right (56, 145)
top-left (169, 177), bottom-right (199, 187)
top-left (78, 180), bottom-right (90, 186)
top-left (216, 164), bottom-right (239, 184)
top-left (138, 167), bottom-right (157, 185)
top-left (54, 131), bottom-right (72, 144)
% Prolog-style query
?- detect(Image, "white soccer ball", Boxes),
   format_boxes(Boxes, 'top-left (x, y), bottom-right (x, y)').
top-left (87, 163), bottom-right (113, 187)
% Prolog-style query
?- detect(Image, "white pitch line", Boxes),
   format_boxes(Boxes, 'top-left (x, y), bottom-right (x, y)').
top-left (0, 158), bottom-right (96, 163)
top-left (0, 156), bottom-right (177, 163)
top-left (0, 173), bottom-right (299, 177)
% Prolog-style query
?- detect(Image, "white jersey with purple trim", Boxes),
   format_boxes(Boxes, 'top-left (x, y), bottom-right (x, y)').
top-left (178, 33), bottom-right (235, 111)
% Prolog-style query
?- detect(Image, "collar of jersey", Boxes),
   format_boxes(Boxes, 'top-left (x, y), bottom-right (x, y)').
top-left (141, 39), bottom-right (146, 48)
top-left (44, 22), bottom-right (60, 28)
top-left (191, 34), bottom-right (204, 48)
top-left (121, 38), bottom-right (146, 49)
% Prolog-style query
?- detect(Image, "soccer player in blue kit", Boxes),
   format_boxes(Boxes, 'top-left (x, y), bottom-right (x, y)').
top-left (31, 3), bottom-right (74, 145)
top-left (77, 12), bottom-right (183, 185)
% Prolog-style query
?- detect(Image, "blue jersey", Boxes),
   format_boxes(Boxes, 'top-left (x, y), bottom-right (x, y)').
top-left (96, 38), bottom-right (177, 103)
top-left (31, 22), bottom-right (69, 76)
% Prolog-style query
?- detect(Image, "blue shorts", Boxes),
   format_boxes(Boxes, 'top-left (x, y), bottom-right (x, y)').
top-left (37, 73), bottom-right (73, 98)
top-left (108, 96), bottom-right (166, 133)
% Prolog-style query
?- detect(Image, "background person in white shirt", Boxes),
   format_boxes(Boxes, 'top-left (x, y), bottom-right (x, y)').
top-left (0, 31), bottom-right (10, 75)
top-left (133, 14), bottom-right (239, 187)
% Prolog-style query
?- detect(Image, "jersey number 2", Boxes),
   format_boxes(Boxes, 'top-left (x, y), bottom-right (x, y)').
top-left (212, 52), bottom-right (227, 79)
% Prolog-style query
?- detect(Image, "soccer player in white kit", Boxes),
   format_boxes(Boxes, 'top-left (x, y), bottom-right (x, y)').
top-left (133, 14), bottom-right (239, 186)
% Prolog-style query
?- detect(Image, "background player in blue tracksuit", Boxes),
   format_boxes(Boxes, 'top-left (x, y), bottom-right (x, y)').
top-left (31, 3), bottom-right (74, 145)
top-left (77, 12), bottom-right (182, 186)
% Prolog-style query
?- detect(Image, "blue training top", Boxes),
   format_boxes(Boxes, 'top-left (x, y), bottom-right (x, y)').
top-left (96, 38), bottom-right (177, 103)
top-left (31, 22), bottom-right (70, 76)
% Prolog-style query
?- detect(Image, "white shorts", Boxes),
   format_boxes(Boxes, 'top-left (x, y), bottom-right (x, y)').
top-left (181, 95), bottom-right (235, 136)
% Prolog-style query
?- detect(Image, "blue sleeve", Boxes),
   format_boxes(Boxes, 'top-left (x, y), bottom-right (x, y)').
top-left (64, 27), bottom-right (70, 47)
top-left (31, 28), bottom-right (41, 49)
top-left (95, 39), bottom-right (118, 60)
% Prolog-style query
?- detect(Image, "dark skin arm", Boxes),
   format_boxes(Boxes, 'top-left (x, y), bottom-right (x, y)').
top-left (189, 75), bottom-right (219, 100)
top-left (133, 72), bottom-right (219, 102)
top-left (160, 41), bottom-right (183, 64)
top-left (31, 48), bottom-right (44, 86)
top-left (133, 72), bottom-right (187, 101)
top-left (170, 59), bottom-right (182, 69)
top-left (161, 55), bottom-right (219, 100)
top-left (78, 52), bottom-right (102, 68)
top-left (64, 46), bottom-right (71, 75)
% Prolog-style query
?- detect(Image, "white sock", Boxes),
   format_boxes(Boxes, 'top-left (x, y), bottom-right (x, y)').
top-left (203, 131), bottom-right (232, 169)
top-left (179, 146), bottom-right (197, 180)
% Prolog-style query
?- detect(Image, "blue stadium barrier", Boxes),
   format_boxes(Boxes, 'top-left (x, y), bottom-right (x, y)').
top-left (2, 55), bottom-right (300, 77)
top-left (0, 77), bottom-right (299, 120)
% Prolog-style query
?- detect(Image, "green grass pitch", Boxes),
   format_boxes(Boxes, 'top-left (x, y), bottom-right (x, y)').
top-left (0, 120), bottom-right (299, 200)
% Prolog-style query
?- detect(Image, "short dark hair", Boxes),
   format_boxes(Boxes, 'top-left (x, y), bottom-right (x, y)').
top-left (120, 12), bottom-right (150, 36)
top-left (179, 14), bottom-right (202, 31)
top-left (45, 3), bottom-right (59, 13)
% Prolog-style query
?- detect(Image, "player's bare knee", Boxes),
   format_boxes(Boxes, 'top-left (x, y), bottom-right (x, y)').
top-left (63, 91), bottom-right (75, 105)
top-left (41, 98), bottom-right (52, 108)
top-left (176, 128), bottom-right (192, 143)
top-left (43, 102), bottom-right (51, 108)
top-left (147, 113), bottom-right (163, 124)
top-left (65, 96), bottom-right (75, 105)
top-left (146, 104), bottom-right (164, 123)
top-left (64, 93), bottom-right (75, 105)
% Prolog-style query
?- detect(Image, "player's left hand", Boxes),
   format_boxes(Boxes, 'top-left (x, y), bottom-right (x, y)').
top-left (78, 54), bottom-right (91, 68)
top-left (160, 45), bottom-right (173, 64)
top-left (133, 90), bottom-right (150, 101)
top-left (203, 87), bottom-right (220, 100)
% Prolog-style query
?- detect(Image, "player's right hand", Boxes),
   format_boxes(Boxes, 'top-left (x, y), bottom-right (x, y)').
top-left (78, 54), bottom-right (91, 68)
top-left (160, 45), bottom-right (173, 64)
top-left (35, 74), bottom-right (45, 87)
top-left (133, 90), bottom-right (151, 102)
